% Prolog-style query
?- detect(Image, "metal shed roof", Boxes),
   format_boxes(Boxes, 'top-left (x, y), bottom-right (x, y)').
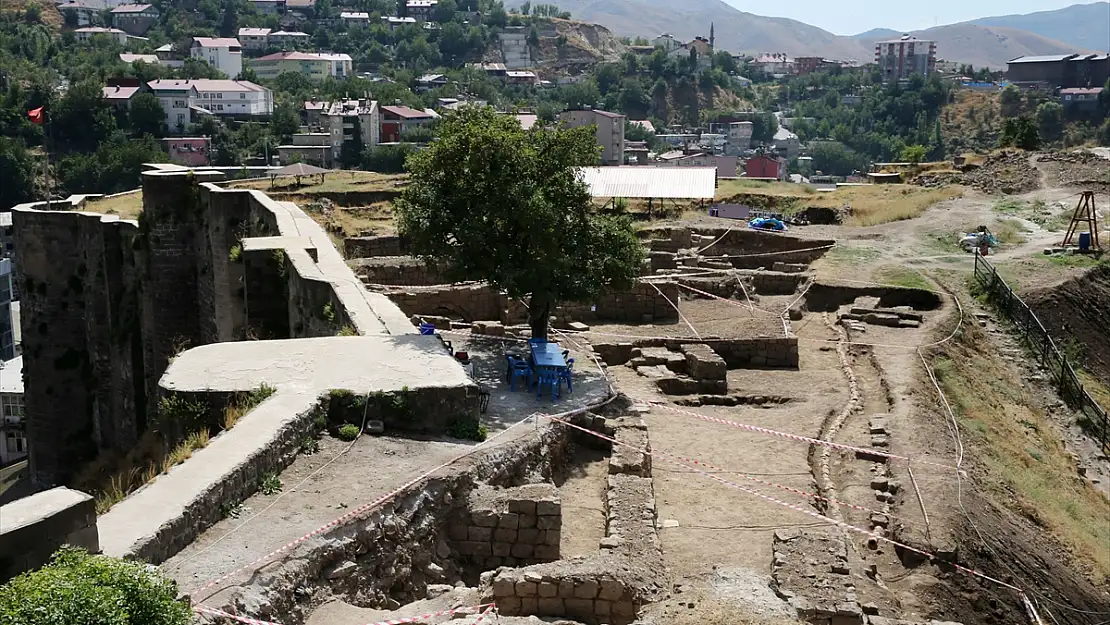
top-left (577, 167), bottom-right (716, 199)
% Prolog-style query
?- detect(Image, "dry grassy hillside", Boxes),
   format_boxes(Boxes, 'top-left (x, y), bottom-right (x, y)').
top-left (1, 0), bottom-right (63, 30)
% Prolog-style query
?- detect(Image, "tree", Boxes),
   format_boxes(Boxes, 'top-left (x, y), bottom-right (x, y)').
top-left (527, 26), bottom-right (540, 48)
top-left (53, 80), bottom-right (117, 152)
top-left (999, 84), bottom-right (1022, 118)
top-left (749, 112), bottom-right (778, 144)
top-left (364, 143), bottom-right (415, 172)
top-left (810, 141), bottom-right (866, 176)
top-left (220, 0), bottom-right (239, 37)
top-left (0, 547), bottom-right (190, 625)
top-left (396, 106), bottom-right (644, 339)
top-left (899, 144), bottom-right (927, 163)
top-left (270, 103), bottom-right (300, 142)
top-left (0, 137), bottom-right (36, 210)
top-left (57, 133), bottom-right (167, 194)
top-left (127, 92), bottom-right (167, 138)
top-left (1035, 101), bottom-right (1065, 143)
top-left (1000, 116), bottom-right (1040, 150)
top-left (432, 0), bottom-right (456, 22)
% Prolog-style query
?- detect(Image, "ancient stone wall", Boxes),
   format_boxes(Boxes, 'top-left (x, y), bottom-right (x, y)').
top-left (344, 235), bottom-right (408, 259)
top-left (447, 484), bottom-right (562, 570)
top-left (386, 284), bottom-right (503, 322)
top-left (0, 487), bottom-right (99, 582)
top-left (626, 336), bottom-right (799, 369)
top-left (352, 256), bottom-right (447, 286)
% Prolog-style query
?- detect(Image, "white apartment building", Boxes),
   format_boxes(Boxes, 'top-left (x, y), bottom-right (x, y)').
top-left (238, 27), bottom-right (271, 50)
top-left (74, 26), bottom-right (129, 44)
top-left (340, 11), bottom-right (370, 25)
top-left (558, 108), bottom-right (626, 165)
top-left (319, 99), bottom-right (380, 162)
top-left (148, 79), bottom-right (273, 129)
top-left (190, 37), bottom-right (243, 78)
top-left (0, 355), bottom-right (24, 466)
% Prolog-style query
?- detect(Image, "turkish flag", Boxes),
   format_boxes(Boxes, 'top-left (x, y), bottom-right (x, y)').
top-left (28, 107), bottom-right (44, 124)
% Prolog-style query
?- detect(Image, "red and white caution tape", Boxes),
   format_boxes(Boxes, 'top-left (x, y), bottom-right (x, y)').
top-left (651, 402), bottom-right (958, 471)
top-left (545, 416), bottom-right (1023, 594)
top-left (195, 603), bottom-right (495, 625)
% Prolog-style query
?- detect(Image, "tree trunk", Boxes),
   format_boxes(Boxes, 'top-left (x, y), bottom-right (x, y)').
top-left (528, 292), bottom-right (552, 340)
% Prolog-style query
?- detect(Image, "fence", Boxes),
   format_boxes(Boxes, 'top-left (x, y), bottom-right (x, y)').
top-left (973, 251), bottom-right (1110, 454)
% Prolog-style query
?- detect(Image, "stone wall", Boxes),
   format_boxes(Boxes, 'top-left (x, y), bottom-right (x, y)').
top-left (0, 487), bottom-right (99, 582)
top-left (344, 234), bottom-right (408, 259)
top-left (626, 336), bottom-right (799, 369)
top-left (639, 225), bottom-right (833, 270)
top-left (447, 484), bottom-right (562, 570)
top-left (744, 270), bottom-right (809, 296)
top-left (352, 256), bottom-right (447, 286)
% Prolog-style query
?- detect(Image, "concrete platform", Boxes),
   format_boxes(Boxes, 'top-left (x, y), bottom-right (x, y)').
top-left (161, 335), bottom-right (473, 394)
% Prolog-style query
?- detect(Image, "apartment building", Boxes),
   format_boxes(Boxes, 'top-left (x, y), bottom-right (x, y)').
top-left (190, 37), bottom-right (243, 78)
top-left (340, 11), bottom-right (371, 25)
top-left (248, 0), bottom-right (285, 14)
top-left (380, 105), bottom-right (435, 142)
top-left (405, 0), bottom-right (437, 20)
top-left (0, 355), bottom-right (25, 466)
top-left (110, 3), bottom-right (158, 35)
top-left (278, 133), bottom-right (332, 167)
top-left (102, 84), bottom-right (145, 108)
top-left (319, 99), bottom-right (381, 162)
top-left (57, 1), bottom-right (101, 26)
top-left (1007, 54), bottom-right (1110, 89)
top-left (163, 137), bottom-right (211, 166)
top-left (875, 35), bottom-right (937, 82)
top-left (252, 51), bottom-right (353, 81)
top-left (558, 108), bottom-right (626, 165)
top-left (238, 27), bottom-right (271, 50)
top-left (147, 79), bottom-right (272, 128)
top-left (74, 27), bottom-right (129, 44)
top-left (267, 30), bottom-right (311, 49)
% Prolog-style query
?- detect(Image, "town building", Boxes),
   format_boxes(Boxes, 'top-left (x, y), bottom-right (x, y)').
top-left (251, 51), bottom-right (353, 81)
top-left (745, 154), bottom-right (786, 180)
top-left (340, 11), bottom-right (371, 25)
top-left (119, 52), bottom-right (160, 64)
top-left (727, 121), bottom-right (753, 154)
top-left (415, 73), bottom-right (449, 92)
top-left (558, 108), bottom-right (626, 166)
top-left (0, 355), bottom-right (25, 466)
top-left (750, 53), bottom-right (793, 76)
top-left (57, 1), bottom-right (100, 27)
top-left (656, 152), bottom-right (737, 177)
top-left (303, 99), bottom-right (328, 126)
top-left (308, 99), bottom-right (382, 163)
top-left (934, 59), bottom-right (960, 74)
top-left (405, 0), bottom-right (438, 21)
top-left (1007, 54), bottom-right (1110, 90)
top-left (162, 137), bottom-right (211, 166)
top-left (155, 42), bottom-right (185, 67)
top-left (771, 127), bottom-right (801, 159)
top-left (109, 4), bottom-right (158, 35)
top-left (629, 119), bottom-right (655, 134)
top-left (74, 27), bottom-right (129, 45)
top-left (190, 37), bottom-right (243, 78)
top-left (267, 30), bottom-right (311, 49)
top-left (875, 35), bottom-right (937, 82)
top-left (794, 56), bottom-right (836, 75)
top-left (652, 33), bottom-right (680, 52)
top-left (1060, 87), bottom-right (1105, 112)
top-left (148, 79), bottom-right (273, 128)
top-left (380, 105), bottom-right (436, 143)
top-left (248, 0), bottom-right (285, 14)
top-left (469, 62), bottom-right (508, 78)
top-left (505, 70), bottom-right (539, 86)
top-left (0, 260), bottom-right (14, 363)
top-left (278, 133), bottom-right (332, 167)
top-left (284, 0), bottom-right (315, 13)
top-left (383, 15), bottom-right (416, 29)
top-left (102, 84), bottom-right (144, 108)
top-left (238, 27), bottom-right (272, 50)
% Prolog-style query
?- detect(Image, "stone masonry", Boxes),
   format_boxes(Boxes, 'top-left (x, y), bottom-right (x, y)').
top-left (448, 483), bottom-right (562, 570)
top-left (0, 487), bottom-right (99, 581)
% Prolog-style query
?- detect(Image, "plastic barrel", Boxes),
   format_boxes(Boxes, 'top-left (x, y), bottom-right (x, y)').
top-left (1078, 232), bottom-right (1092, 251)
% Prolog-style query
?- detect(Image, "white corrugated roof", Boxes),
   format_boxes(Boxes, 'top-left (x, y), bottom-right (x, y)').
top-left (0, 355), bottom-right (23, 395)
top-left (577, 167), bottom-right (716, 199)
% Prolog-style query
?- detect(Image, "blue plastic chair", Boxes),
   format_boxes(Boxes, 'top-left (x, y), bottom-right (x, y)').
top-left (559, 358), bottom-right (575, 393)
top-left (508, 356), bottom-right (532, 392)
top-left (535, 367), bottom-right (561, 401)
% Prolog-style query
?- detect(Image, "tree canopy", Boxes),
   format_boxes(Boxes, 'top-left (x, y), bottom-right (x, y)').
top-left (396, 106), bottom-right (644, 338)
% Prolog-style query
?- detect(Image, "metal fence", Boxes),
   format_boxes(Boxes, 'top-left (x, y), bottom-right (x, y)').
top-left (972, 251), bottom-right (1110, 454)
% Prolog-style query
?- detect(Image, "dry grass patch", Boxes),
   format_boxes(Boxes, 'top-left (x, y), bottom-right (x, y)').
top-left (994, 218), bottom-right (1031, 245)
top-left (85, 192), bottom-right (144, 220)
top-left (229, 171), bottom-right (407, 194)
top-left (930, 314), bottom-right (1110, 583)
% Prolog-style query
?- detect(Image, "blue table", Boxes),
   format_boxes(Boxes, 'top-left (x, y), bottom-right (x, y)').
top-left (530, 341), bottom-right (567, 369)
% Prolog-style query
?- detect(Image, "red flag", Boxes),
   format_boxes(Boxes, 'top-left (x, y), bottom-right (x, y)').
top-left (28, 107), bottom-right (44, 124)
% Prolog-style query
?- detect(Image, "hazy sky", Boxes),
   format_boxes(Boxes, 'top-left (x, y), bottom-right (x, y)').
top-left (722, 0), bottom-right (1098, 35)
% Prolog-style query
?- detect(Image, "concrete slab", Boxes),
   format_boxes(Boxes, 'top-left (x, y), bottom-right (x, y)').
top-left (242, 235), bottom-right (314, 252)
top-left (0, 486), bottom-right (91, 533)
top-left (160, 335), bottom-right (474, 394)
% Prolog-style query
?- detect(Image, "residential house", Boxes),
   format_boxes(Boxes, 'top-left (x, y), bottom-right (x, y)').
top-left (303, 99), bottom-right (328, 126)
top-left (727, 121), bottom-right (753, 154)
top-left (794, 56), bottom-right (836, 75)
top-left (74, 27), bottom-right (129, 45)
top-left (380, 105), bottom-right (435, 142)
top-left (505, 70), bottom-right (539, 86)
top-left (278, 133), bottom-right (332, 167)
top-left (875, 36), bottom-right (937, 82)
top-left (102, 84), bottom-right (144, 108)
top-left (745, 154), bottom-right (786, 180)
top-left (56, 1), bottom-right (100, 27)
top-left (191, 37), bottom-right (243, 78)
top-left (558, 108), bottom-right (625, 165)
top-left (155, 43), bottom-right (185, 67)
top-left (383, 16), bottom-right (417, 29)
top-left (340, 11), bottom-right (371, 25)
top-left (934, 59), bottom-right (960, 74)
top-left (119, 52), bottom-right (160, 64)
top-left (147, 79), bottom-right (200, 129)
top-left (147, 79), bottom-right (272, 128)
top-left (629, 119), bottom-right (655, 134)
top-left (415, 73), bottom-right (448, 93)
top-left (249, 0), bottom-right (285, 14)
top-left (238, 27), bottom-right (272, 50)
top-left (652, 33), bottom-right (680, 52)
top-left (267, 30), bottom-right (311, 49)
top-left (687, 36), bottom-right (711, 57)
top-left (110, 4), bottom-right (158, 35)
top-left (771, 127), bottom-right (800, 159)
top-left (405, 0), bottom-right (437, 21)
top-left (1007, 54), bottom-right (1110, 90)
top-left (251, 51), bottom-right (352, 81)
top-left (667, 43), bottom-right (711, 69)
top-left (319, 99), bottom-right (381, 162)
top-left (750, 53), bottom-right (793, 76)
top-left (284, 0), bottom-right (315, 13)
top-left (469, 62), bottom-right (507, 78)
top-left (1060, 87), bottom-right (1104, 112)
top-left (162, 137), bottom-right (211, 166)
top-left (656, 152), bottom-right (737, 177)
top-left (0, 355), bottom-right (26, 466)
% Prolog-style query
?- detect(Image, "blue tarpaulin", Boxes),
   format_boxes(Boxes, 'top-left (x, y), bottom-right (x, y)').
top-left (749, 217), bottom-right (787, 232)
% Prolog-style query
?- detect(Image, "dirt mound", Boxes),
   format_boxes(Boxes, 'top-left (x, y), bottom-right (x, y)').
top-left (912, 151), bottom-right (1040, 195)
top-left (1036, 150), bottom-right (1110, 191)
top-left (1024, 264), bottom-right (1110, 385)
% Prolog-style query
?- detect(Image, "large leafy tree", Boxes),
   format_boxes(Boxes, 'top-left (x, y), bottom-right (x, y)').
top-left (0, 137), bottom-right (36, 209)
top-left (396, 106), bottom-right (644, 339)
top-left (127, 92), bottom-right (167, 138)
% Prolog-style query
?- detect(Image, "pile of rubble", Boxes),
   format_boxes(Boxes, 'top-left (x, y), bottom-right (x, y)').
top-left (1036, 150), bottom-right (1110, 190)
top-left (912, 151), bottom-right (1041, 195)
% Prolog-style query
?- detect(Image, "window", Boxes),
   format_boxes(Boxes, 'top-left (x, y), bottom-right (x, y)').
top-left (240, 93), bottom-right (246, 99)
top-left (217, 104), bottom-right (224, 111)
top-left (2, 395), bottom-right (23, 419)
top-left (6, 433), bottom-right (25, 453)
top-left (217, 93), bottom-right (223, 99)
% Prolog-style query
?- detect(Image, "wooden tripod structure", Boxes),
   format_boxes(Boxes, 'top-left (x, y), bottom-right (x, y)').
top-left (1062, 191), bottom-right (1101, 251)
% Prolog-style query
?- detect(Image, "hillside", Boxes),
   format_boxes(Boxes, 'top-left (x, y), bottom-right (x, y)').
top-left (858, 23), bottom-right (1091, 69)
top-left (970, 2), bottom-right (1109, 52)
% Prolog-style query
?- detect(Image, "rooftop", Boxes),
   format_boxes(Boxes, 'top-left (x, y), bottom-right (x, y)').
top-left (192, 37), bottom-right (241, 48)
top-left (148, 79), bottom-right (268, 92)
top-left (76, 26), bottom-right (125, 33)
top-left (270, 30), bottom-right (310, 36)
top-left (340, 11), bottom-right (369, 18)
top-left (1008, 54), bottom-right (1079, 64)
top-left (0, 356), bottom-right (24, 395)
top-left (238, 27), bottom-right (272, 36)
top-left (577, 166), bottom-right (717, 199)
top-left (630, 119), bottom-right (655, 133)
top-left (256, 51), bottom-right (352, 61)
top-left (119, 53), bottom-right (159, 64)
top-left (1061, 87), bottom-right (1104, 95)
top-left (102, 85), bottom-right (143, 99)
top-left (110, 3), bottom-right (153, 12)
top-left (382, 105), bottom-right (433, 119)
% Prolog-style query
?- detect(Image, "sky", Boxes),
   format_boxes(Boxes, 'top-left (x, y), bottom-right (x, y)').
top-left (723, 0), bottom-right (1096, 35)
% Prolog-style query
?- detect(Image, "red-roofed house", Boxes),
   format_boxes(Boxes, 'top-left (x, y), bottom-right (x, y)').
top-left (745, 154), bottom-right (786, 181)
top-left (1060, 87), bottom-right (1104, 112)
top-left (380, 105), bottom-right (435, 142)
top-left (110, 4), bottom-right (158, 35)
top-left (102, 84), bottom-right (144, 108)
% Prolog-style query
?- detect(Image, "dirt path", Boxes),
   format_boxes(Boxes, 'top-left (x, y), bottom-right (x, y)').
top-left (554, 444), bottom-right (609, 558)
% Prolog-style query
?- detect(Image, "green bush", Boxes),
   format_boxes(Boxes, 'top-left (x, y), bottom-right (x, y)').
top-left (448, 417), bottom-right (488, 442)
top-left (337, 423), bottom-right (361, 441)
top-left (0, 546), bottom-right (191, 625)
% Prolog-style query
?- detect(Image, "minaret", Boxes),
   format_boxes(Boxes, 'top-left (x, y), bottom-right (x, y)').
top-left (710, 22), bottom-right (715, 51)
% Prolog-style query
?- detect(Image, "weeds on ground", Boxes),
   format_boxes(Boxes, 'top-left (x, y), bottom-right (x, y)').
top-left (874, 266), bottom-right (933, 291)
top-left (447, 417), bottom-right (488, 442)
top-left (1045, 254), bottom-right (1103, 268)
top-left (337, 423), bottom-right (361, 441)
top-left (929, 320), bottom-right (1110, 581)
top-left (258, 472), bottom-right (282, 495)
top-left (824, 246), bottom-right (881, 266)
top-left (994, 218), bottom-right (1031, 245)
top-left (299, 436), bottom-right (320, 454)
top-left (336, 324), bottom-right (359, 336)
top-left (222, 383), bottom-right (277, 430)
top-left (220, 502), bottom-right (244, 519)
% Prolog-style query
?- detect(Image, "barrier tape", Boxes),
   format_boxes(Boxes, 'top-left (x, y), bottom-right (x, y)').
top-left (194, 603), bottom-right (495, 625)
top-left (676, 282), bottom-right (780, 317)
top-left (650, 402), bottom-right (959, 471)
top-left (544, 415), bottom-right (1023, 594)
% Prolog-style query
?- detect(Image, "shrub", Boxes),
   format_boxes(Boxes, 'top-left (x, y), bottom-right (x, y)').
top-left (337, 423), bottom-right (361, 441)
top-left (448, 417), bottom-right (488, 442)
top-left (0, 547), bottom-right (191, 625)
top-left (299, 436), bottom-right (320, 454)
top-left (258, 472), bottom-right (282, 495)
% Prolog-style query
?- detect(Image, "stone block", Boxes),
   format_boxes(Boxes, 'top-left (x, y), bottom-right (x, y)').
top-left (492, 541), bottom-right (512, 557)
top-left (511, 543), bottom-right (534, 558)
top-left (508, 499), bottom-right (536, 515)
top-left (536, 500), bottom-right (561, 516)
top-left (534, 544), bottom-right (560, 560)
top-left (538, 581), bottom-right (558, 597)
top-left (520, 597), bottom-right (538, 613)
top-left (599, 578), bottom-right (625, 601)
top-left (594, 343), bottom-right (634, 366)
top-left (468, 526), bottom-right (493, 541)
top-left (518, 513), bottom-right (537, 528)
top-left (515, 580), bottom-right (538, 596)
top-left (472, 510), bottom-right (498, 527)
top-left (492, 577), bottom-right (517, 596)
top-left (612, 601), bottom-right (636, 619)
top-left (681, 343), bottom-right (728, 381)
top-left (567, 321), bottom-right (590, 332)
top-left (518, 528), bottom-right (539, 543)
top-left (498, 596), bottom-right (522, 613)
top-left (574, 579), bottom-right (600, 599)
top-left (448, 523), bottom-right (469, 541)
top-left (656, 375), bottom-right (700, 395)
top-left (493, 528), bottom-right (518, 543)
top-left (484, 556), bottom-right (502, 568)
top-left (538, 597), bottom-right (566, 615)
top-left (564, 598), bottom-right (594, 618)
top-left (473, 321), bottom-right (506, 336)
top-left (559, 579), bottom-right (575, 598)
top-left (595, 599), bottom-right (612, 616)
top-left (537, 515), bottom-right (561, 530)
top-left (544, 530), bottom-right (561, 545)
top-left (498, 512), bottom-right (520, 529)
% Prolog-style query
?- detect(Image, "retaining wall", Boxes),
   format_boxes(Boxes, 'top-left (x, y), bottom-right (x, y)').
top-left (0, 487), bottom-right (99, 582)
top-left (630, 336), bottom-right (799, 369)
top-left (344, 234), bottom-right (408, 258)
top-left (352, 256), bottom-right (447, 286)
top-left (447, 484), bottom-right (562, 569)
